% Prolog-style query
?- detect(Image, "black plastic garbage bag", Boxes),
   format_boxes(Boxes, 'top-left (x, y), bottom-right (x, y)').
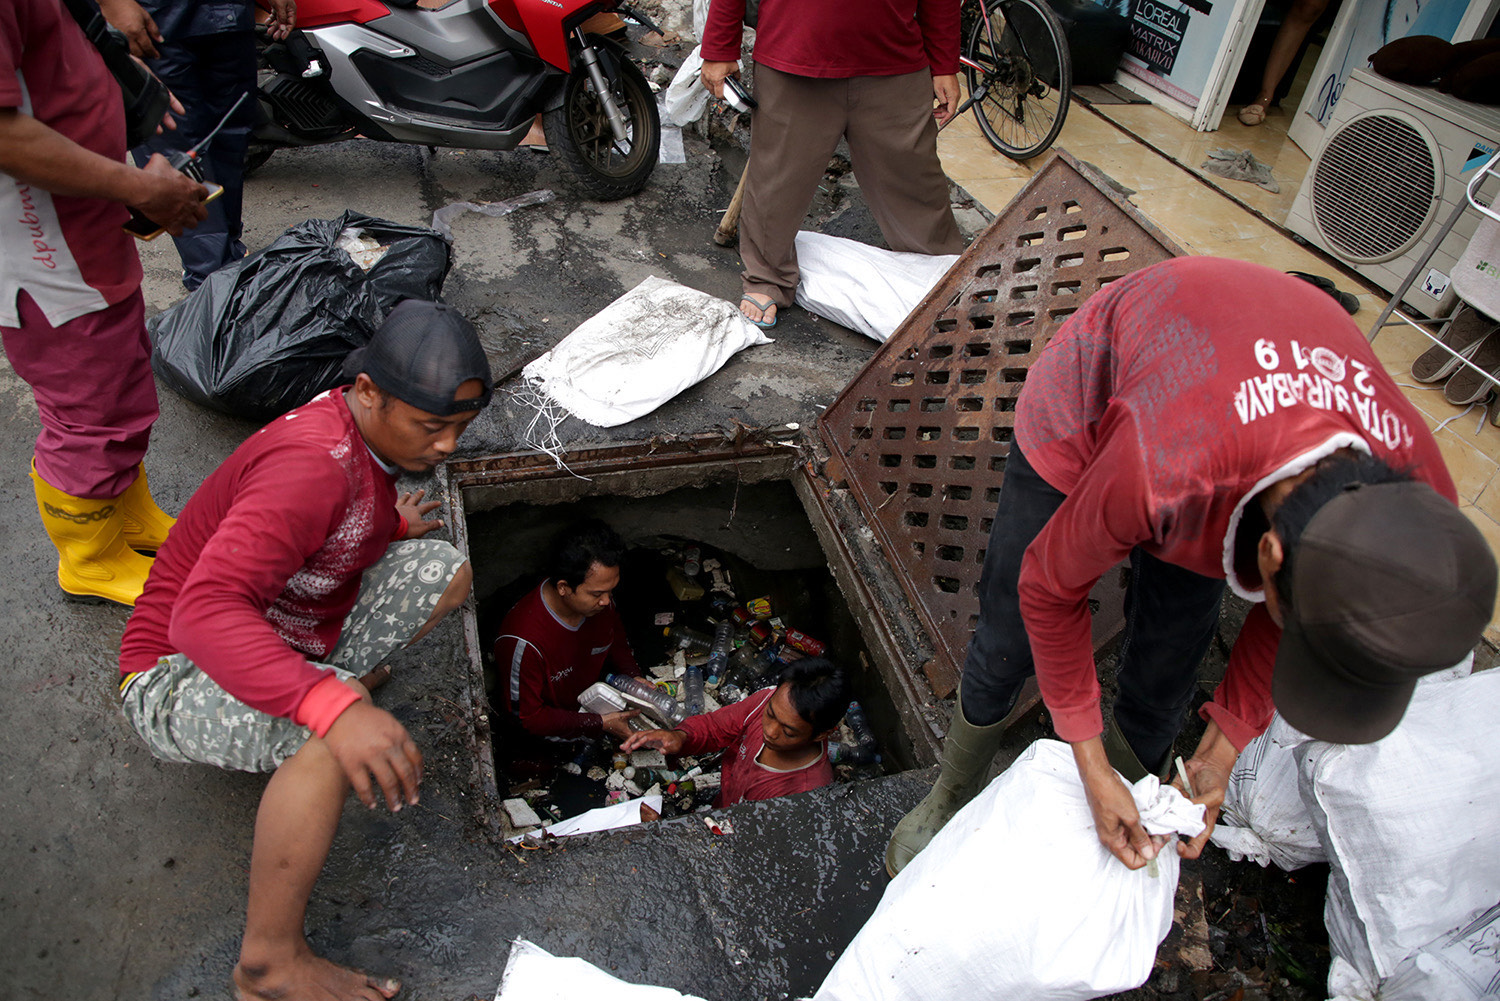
top-left (148, 211), bottom-right (451, 421)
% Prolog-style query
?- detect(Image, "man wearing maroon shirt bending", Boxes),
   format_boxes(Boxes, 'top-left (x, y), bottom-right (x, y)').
top-left (885, 258), bottom-right (1497, 877)
top-left (119, 301), bottom-right (490, 1001)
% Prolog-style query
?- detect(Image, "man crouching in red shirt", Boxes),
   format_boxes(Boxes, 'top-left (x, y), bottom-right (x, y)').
top-left (622, 659), bottom-right (851, 807)
top-left (118, 301), bottom-right (491, 1001)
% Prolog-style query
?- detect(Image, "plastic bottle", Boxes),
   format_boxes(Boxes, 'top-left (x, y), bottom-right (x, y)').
top-left (705, 621), bottom-right (733, 685)
top-left (683, 546), bottom-right (701, 576)
top-left (664, 624), bottom-right (713, 653)
top-left (683, 662), bottom-right (705, 716)
top-left (607, 673), bottom-right (685, 725)
top-left (845, 700), bottom-right (876, 747)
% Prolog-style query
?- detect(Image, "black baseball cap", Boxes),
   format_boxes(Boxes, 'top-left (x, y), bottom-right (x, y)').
top-left (343, 300), bottom-right (493, 415)
top-left (1272, 480), bottom-right (1497, 744)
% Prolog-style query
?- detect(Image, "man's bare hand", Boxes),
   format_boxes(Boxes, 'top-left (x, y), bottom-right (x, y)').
top-left (700, 60), bottom-right (738, 100)
top-left (266, 0), bottom-right (297, 40)
top-left (1172, 721), bottom-right (1238, 859)
top-left (620, 727), bottom-right (686, 753)
top-left (132, 153), bottom-right (208, 235)
top-left (396, 489), bottom-right (443, 539)
top-left (323, 700), bottom-right (423, 811)
top-left (1073, 736), bottom-right (1165, 869)
top-left (600, 710), bottom-right (641, 740)
top-left (933, 73), bottom-right (960, 125)
top-left (99, 0), bottom-right (162, 59)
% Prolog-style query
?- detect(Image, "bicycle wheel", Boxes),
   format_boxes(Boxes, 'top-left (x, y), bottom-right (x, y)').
top-left (965, 0), bottom-right (1072, 161)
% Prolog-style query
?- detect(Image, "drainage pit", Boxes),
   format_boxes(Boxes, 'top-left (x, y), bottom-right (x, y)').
top-left (449, 437), bottom-right (938, 837)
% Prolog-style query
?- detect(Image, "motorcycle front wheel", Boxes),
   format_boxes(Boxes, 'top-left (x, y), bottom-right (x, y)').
top-left (545, 37), bottom-right (659, 200)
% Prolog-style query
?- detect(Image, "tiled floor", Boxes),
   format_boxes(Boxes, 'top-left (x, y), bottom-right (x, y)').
top-left (935, 99), bottom-right (1500, 643)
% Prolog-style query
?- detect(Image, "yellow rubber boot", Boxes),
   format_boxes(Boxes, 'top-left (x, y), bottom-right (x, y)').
top-left (31, 462), bottom-right (155, 607)
top-left (117, 465), bottom-right (176, 552)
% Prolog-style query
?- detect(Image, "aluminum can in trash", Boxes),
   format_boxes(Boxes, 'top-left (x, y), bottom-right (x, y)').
top-left (784, 629), bottom-right (826, 656)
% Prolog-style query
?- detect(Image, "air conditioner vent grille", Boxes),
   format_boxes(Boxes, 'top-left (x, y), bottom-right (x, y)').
top-left (1309, 113), bottom-right (1438, 264)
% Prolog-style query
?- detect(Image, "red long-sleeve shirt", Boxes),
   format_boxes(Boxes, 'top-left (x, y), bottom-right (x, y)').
top-left (676, 687), bottom-right (834, 807)
top-left (1015, 257), bottom-right (1454, 751)
top-left (120, 389), bottom-right (401, 734)
top-left (700, 0), bottom-right (960, 79)
top-left (494, 583), bottom-right (640, 739)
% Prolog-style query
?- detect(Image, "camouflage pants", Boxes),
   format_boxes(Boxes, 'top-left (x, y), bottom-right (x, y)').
top-left (121, 539), bottom-right (466, 773)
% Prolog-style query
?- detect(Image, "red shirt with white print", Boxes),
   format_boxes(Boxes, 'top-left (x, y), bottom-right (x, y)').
top-left (120, 388), bottom-right (402, 735)
top-left (1014, 257), bottom-right (1454, 751)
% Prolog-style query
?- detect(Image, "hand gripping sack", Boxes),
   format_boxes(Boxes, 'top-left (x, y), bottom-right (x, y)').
top-left (813, 740), bottom-right (1205, 1001)
top-left (148, 211), bottom-right (451, 421)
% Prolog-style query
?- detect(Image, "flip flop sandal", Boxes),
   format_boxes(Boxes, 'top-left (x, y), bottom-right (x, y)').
top-left (1238, 101), bottom-right (1269, 126)
top-left (740, 294), bottom-right (778, 329)
top-left (1443, 319), bottom-right (1500, 405)
top-left (1412, 304), bottom-right (1500, 383)
top-left (1287, 271), bottom-right (1360, 315)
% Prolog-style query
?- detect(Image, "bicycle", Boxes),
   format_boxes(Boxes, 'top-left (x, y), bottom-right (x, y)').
top-left (944, 0), bottom-right (1073, 161)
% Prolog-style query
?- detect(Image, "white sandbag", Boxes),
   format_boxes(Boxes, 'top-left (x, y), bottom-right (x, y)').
top-left (1300, 667), bottom-right (1500, 999)
top-left (663, 48), bottom-right (710, 127)
top-left (522, 275), bottom-right (770, 428)
top-left (1209, 714), bottom-right (1323, 870)
top-left (1375, 900), bottom-right (1500, 1001)
top-left (792, 232), bottom-right (959, 343)
top-left (813, 739), bottom-right (1204, 1001)
top-left (495, 938), bottom-right (707, 1001)
top-left (1210, 654), bottom-right (1472, 872)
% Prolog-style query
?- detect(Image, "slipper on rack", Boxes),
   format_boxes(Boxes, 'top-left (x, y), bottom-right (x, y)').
top-left (1412, 304), bottom-right (1500, 383)
top-left (1442, 313), bottom-right (1500, 405)
top-left (1238, 101), bottom-right (1269, 127)
top-left (1287, 270), bottom-right (1360, 315)
top-left (739, 293), bottom-right (778, 329)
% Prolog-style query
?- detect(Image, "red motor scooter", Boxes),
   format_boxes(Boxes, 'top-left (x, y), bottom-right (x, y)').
top-left (250, 0), bottom-right (661, 200)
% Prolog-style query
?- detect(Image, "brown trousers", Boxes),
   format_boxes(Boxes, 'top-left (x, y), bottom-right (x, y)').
top-left (740, 65), bottom-right (964, 308)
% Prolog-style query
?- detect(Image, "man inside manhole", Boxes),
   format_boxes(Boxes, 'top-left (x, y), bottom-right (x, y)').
top-left (621, 658), bottom-right (851, 807)
top-left (886, 257), bottom-right (1499, 878)
top-left (493, 520), bottom-right (645, 744)
top-left (117, 301), bottom-right (491, 1001)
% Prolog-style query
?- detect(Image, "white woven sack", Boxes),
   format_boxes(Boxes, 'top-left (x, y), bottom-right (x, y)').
top-left (494, 938), bottom-right (706, 1001)
top-left (812, 739), bottom-right (1204, 1001)
top-left (1299, 667), bottom-right (1500, 1000)
top-left (522, 275), bottom-right (770, 428)
top-left (1377, 900), bottom-right (1500, 1001)
top-left (1209, 713), bottom-right (1323, 870)
top-left (792, 232), bottom-right (959, 343)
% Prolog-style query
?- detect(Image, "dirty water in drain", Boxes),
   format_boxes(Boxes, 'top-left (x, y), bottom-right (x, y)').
top-left (466, 477), bottom-right (906, 837)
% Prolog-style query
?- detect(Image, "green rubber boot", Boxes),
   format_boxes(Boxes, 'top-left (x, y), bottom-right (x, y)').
top-left (885, 696), bottom-right (1007, 877)
top-left (1101, 715), bottom-right (1170, 784)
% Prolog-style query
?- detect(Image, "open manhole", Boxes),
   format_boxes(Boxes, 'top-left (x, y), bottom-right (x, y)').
top-left (444, 435), bottom-right (940, 835)
top-left (444, 151), bottom-right (1185, 835)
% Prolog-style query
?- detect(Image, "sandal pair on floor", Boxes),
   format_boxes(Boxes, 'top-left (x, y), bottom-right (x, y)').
top-left (1411, 304), bottom-right (1500, 405)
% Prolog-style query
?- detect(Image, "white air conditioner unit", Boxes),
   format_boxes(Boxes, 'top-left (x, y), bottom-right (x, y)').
top-left (1286, 68), bottom-right (1500, 317)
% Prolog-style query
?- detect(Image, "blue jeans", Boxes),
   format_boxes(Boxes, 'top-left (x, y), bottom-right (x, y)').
top-left (958, 442), bottom-right (1226, 771)
top-left (134, 29), bottom-right (256, 289)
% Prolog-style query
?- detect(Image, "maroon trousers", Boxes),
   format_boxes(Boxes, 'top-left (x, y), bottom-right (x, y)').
top-left (0, 289), bottom-right (156, 498)
top-left (740, 65), bottom-right (964, 308)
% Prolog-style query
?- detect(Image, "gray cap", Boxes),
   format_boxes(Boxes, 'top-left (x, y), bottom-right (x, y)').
top-left (343, 300), bottom-right (493, 415)
top-left (1272, 480), bottom-right (1497, 743)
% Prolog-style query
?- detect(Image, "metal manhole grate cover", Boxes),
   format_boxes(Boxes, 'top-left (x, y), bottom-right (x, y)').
top-left (817, 151), bottom-right (1185, 697)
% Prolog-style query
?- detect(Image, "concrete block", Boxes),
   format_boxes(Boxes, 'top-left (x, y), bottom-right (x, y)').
top-left (503, 798), bottom-right (542, 828)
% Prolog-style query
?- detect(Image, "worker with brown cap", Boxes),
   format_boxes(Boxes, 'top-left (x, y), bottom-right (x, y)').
top-left (886, 257), bottom-right (1498, 877)
top-left (119, 300), bottom-right (491, 1001)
